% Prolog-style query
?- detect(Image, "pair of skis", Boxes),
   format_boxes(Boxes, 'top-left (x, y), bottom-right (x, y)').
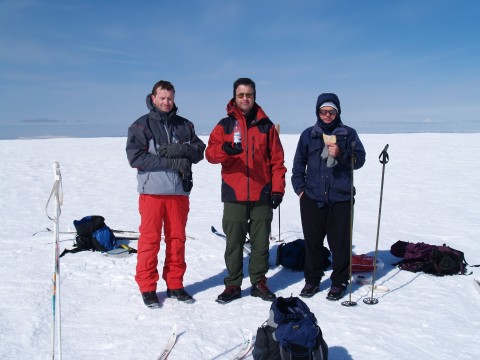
top-left (33, 227), bottom-right (197, 240)
top-left (158, 325), bottom-right (252, 360)
top-left (33, 227), bottom-right (140, 239)
top-left (211, 226), bottom-right (251, 255)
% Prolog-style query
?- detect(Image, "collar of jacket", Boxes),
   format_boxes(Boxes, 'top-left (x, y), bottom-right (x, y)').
top-left (316, 113), bottom-right (342, 131)
top-left (311, 120), bottom-right (346, 138)
top-left (226, 98), bottom-right (269, 126)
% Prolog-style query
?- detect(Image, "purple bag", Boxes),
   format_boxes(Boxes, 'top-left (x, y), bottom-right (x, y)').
top-left (390, 240), bottom-right (469, 276)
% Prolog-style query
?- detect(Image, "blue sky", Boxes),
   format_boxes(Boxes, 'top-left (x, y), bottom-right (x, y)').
top-left (1, 0), bottom-right (479, 139)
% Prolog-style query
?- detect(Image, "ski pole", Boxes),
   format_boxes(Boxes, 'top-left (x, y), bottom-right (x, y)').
top-left (342, 141), bottom-right (357, 307)
top-left (278, 204), bottom-right (281, 243)
top-left (45, 162), bottom-right (63, 359)
top-left (364, 144), bottom-right (389, 305)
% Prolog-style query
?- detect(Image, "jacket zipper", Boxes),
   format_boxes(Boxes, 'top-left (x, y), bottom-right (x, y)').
top-left (244, 120), bottom-right (250, 201)
top-left (163, 124), bottom-right (171, 143)
top-left (252, 136), bottom-right (255, 160)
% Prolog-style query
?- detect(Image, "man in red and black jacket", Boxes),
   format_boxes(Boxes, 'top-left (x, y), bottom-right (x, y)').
top-left (206, 78), bottom-right (286, 304)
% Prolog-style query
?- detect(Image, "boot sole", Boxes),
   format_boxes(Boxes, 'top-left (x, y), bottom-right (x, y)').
top-left (145, 302), bottom-right (161, 308)
top-left (167, 296), bottom-right (195, 304)
top-left (300, 286), bottom-right (320, 298)
top-left (251, 292), bottom-right (276, 301)
top-left (215, 294), bottom-right (241, 304)
top-left (300, 291), bottom-right (318, 298)
top-left (326, 291), bottom-right (345, 301)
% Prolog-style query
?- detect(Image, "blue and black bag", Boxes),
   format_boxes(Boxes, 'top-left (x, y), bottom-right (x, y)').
top-left (60, 215), bottom-right (117, 257)
top-left (253, 296), bottom-right (328, 360)
top-left (276, 239), bottom-right (331, 272)
top-left (91, 226), bottom-right (117, 252)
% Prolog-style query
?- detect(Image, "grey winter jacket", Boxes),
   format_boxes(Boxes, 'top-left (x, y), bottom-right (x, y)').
top-left (126, 95), bottom-right (205, 195)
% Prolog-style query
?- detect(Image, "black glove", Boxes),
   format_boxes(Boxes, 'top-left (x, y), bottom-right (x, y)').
top-left (158, 143), bottom-right (191, 159)
top-left (271, 192), bottom-right (283, 209)
top-left (166, 158), bottom-right (191, 176)
top-left (223, 142), bottom-right (243, 156)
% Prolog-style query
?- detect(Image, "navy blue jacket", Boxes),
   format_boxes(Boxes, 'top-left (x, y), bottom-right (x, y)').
top-left (291, 94), bottom-right (365, 206)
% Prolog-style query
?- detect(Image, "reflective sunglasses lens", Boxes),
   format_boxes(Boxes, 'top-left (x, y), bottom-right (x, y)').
top-left (320, 109), bottom-right (336, 116)
top-left (236, 93), bottom-right (253, 99)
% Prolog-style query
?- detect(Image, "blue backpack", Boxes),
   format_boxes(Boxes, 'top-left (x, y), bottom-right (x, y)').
top-left (276, 239), bottom-right (331, 272)
top-left (60, 215), bottom-right (117, 257)
top-left (253, 296), bottom-right (328, 359)
top-left (91, 226), bottom-right (117, 252)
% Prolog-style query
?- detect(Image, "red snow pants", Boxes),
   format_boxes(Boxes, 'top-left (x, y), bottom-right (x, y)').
top-left (135, 194), bottom-right (189, 293)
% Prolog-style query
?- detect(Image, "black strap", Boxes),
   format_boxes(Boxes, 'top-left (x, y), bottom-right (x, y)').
top-left (60, 247), bottom-right (90, 257)
top-left (60, 244), bottom-right (137, 257)
top-left (379, 144), bottom-right (389, 164)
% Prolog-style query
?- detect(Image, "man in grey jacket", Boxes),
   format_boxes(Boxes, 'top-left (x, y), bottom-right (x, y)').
top-left (126, 80), bottom-right (205, 308)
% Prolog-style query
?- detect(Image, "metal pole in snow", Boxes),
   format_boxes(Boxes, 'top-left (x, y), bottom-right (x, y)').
top-left (342, 142), bottom-right (357, 307)
top-left (46, 162), bottom-right (63, 359)
top-left (364, 145), bottom-right (389, 305)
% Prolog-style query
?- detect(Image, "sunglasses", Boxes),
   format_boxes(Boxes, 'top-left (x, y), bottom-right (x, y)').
top-left (236, 93), bottom-right (254, 99)
top-left (319, 109), bottom-right (337, 116)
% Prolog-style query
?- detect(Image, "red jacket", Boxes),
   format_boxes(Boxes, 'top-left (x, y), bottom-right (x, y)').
top-left (206, 99), bottom-right (286, 202)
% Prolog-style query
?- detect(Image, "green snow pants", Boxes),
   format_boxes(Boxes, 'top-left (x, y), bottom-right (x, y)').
top-left (222, 201), bottom-right (273, 286)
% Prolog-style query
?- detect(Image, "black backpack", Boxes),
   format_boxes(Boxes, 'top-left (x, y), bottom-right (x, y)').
top-left (60, 215), bottom-right (117, 257)
top-left (276, 239), bottom-right (331, 272)
top-left (252, 296), bottom-right (328, 360)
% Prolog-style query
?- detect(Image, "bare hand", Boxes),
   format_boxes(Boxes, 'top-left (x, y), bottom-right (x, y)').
top-left (327, 143), bottom-right (340, 157)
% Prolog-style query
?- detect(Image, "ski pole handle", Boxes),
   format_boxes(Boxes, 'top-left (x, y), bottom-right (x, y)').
top-left (350, 141), bottom-right (356, 160)
top-left (53, 162), bottom-right (62, 181)
top-left (379, 144), bottom-right (389, 165)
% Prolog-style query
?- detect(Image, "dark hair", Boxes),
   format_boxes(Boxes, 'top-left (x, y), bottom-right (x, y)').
top-left (152, 80), bottom-right (175, 96)
top-left (233, 77), bottom-right (256, 99)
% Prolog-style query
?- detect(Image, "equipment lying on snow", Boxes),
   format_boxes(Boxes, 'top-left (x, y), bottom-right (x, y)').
top-left (275, 240), bottom-right (383, 274)
top-left (276, 239), bottom-right (330, 272)
top-left (351, 254), bottom-right (384, 273)
top-left (252, 296), bottom-right (328, 360)
top-left (390, 240), bottom-right (479, 276)
top-left (60, 215), bottom-right (136, 257)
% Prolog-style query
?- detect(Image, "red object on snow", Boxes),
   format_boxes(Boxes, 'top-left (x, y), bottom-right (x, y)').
top-left (352, 254), bottom-right (375, 273)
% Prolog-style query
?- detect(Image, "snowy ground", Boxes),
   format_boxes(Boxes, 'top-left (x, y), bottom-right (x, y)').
top-left (1, 133), bottom-right (479, 360)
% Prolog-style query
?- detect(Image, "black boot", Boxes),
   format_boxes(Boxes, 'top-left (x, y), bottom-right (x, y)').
top-left (216, 286), bottom-right (241, 304)
top-left (167, 288), bottom-right (194, 303)
top-left (300, 283), bottom-right (320, 298)
top-left (326, 283), bottom-right (347, 301)
top-left (142, 291), bottom-right (160, 308)
top-left (251, 278), bottom-right (276, 301)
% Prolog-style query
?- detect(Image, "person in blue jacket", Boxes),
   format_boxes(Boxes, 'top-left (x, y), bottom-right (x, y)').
top-left (291, 93), bottom-right (365, 301)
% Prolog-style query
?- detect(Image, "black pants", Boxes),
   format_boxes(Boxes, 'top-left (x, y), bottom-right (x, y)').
top-left (300, 195), bottom-right (351, 286)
